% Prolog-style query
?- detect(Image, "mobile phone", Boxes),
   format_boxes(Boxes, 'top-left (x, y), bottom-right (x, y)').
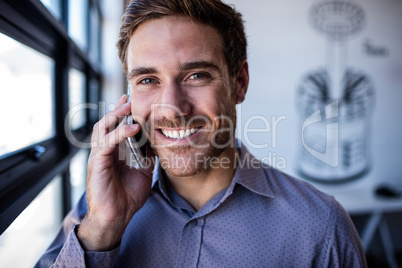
top-left (124, 84), bottom-right (148, 169)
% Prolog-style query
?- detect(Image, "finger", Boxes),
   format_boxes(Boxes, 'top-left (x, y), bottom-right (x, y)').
top-left (90, 95), bottom-right (130, 153)
top-left (116, 94), bottom-right (128, 107)
top-left (97, 124), bottom-right (140, 157)
top-left (96, 102), bottom-right (132, 137)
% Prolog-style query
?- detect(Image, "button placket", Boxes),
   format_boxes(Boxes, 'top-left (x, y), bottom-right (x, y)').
top-left (175, 217), bottom-right (206, 268)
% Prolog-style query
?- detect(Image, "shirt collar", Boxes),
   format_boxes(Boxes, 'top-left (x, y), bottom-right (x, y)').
top-left (219, 141), bottom-right (275, 200)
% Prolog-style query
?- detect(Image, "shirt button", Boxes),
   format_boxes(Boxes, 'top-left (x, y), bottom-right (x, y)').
top-left (189, 219), bottom-right (197, 226)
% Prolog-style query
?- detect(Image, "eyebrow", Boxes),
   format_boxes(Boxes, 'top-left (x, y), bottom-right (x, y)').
top-left (179, 60), bottom-right (221, 72)
top-left (127, 60), bottom-right (221, 80)
top-left (127, 67), bottom-right (158, 80)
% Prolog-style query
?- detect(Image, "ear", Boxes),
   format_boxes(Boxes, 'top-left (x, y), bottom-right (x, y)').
top-left (234, 60), bottom-right (249, 104)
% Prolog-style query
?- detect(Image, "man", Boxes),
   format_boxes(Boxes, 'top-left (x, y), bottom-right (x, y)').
top-left (36, 0), bottom-right (367, 267)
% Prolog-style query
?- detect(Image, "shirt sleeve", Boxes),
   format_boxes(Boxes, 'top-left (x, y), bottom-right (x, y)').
top-left (319, 198), bottom-right (368, 268)
top-left (51, 225), bottom-right (120, 268)
top-left (34, 193), bottom-right (120, 268)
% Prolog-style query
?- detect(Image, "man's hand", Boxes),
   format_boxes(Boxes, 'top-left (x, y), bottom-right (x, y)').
top-left (77, 94), bottom-right (154, 251)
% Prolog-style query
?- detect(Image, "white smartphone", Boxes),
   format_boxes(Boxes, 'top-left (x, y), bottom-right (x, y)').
top-left (124, 84), bottom-right (148, 169)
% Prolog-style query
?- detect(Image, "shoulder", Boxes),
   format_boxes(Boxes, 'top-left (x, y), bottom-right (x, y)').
top-left (235, 145), bottom-right (339, 222)
top-left (262, 168), bottom-right (366, 266)
top-left (263, 167), bottom-right (338, 216)
top-left (236, 144), bottom-right (337, 216)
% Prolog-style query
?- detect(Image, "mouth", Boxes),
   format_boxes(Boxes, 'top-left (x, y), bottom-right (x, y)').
top-left (160, 127), bottom-right (201, 140)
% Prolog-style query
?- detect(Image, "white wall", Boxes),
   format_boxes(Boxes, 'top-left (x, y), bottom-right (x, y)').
top-left (227, 0), bottom-right (402, 212)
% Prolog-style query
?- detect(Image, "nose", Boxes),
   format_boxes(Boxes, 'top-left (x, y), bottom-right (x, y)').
top-left (153, 80), bottom-right (191, 120)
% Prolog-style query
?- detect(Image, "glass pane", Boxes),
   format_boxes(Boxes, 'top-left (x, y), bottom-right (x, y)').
top-left (0, 33), bottom-right (54, 157)
top-left (89, 6), bottom-right (100, 63)
top-left (40, 0), bottom-right (62, 20)
top-left (68, 68), bottom-right (87, 130)
top-left (89, 78), bottom-right (100, 123)
top-left (68, 0), bottom-right (88, 50)
top-left (0, 176), bottom-right (63, 267)
top-left (70, 149), bottom-right (88, 207)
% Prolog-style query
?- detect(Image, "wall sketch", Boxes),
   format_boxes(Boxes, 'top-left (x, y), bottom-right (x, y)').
top-left (297, 0), bottom-right (375, 181)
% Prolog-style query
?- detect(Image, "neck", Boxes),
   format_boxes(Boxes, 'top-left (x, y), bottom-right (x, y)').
top-left (165, 144), bottom-right (239, 211)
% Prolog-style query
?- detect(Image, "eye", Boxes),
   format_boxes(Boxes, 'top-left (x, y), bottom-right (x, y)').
top-left (139, 78), bottom-right (157, 85)
top-left (189, 73), bottom-right (206, 80)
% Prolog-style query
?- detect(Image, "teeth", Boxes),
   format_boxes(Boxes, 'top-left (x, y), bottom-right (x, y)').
top-left (161, 128), bottom-right (200, 139)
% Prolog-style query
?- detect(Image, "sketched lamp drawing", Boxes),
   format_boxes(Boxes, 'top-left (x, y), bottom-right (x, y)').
top-left (297, 0), bottom-right (375, 181)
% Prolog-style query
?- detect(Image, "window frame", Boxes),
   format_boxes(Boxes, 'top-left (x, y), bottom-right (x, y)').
top-left (0, 0), bottom-right (103, 234)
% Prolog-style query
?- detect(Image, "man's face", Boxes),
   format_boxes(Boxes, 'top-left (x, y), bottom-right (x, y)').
top-left (126, 16), bottom-right (237, 177)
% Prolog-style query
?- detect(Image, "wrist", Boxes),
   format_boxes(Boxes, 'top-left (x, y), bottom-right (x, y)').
top-left (76, 216), bottom-right (126, 251)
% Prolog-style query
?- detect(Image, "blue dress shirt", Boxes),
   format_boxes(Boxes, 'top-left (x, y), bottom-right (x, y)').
top-left (36, 143), bottom-right (367, 267)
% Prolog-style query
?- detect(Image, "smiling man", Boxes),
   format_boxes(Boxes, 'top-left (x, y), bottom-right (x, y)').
top-left (36, 0), bottom-right (367, 267)
top-left (125, 14), bottom-right (245, 209)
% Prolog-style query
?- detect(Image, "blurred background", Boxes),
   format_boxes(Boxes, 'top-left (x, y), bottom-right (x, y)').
top-left (0, 0), bottom-right (401, 267)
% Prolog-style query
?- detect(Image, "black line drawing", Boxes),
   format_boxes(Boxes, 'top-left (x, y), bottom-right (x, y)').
top-left (297, 0), bottom-right (375, 182)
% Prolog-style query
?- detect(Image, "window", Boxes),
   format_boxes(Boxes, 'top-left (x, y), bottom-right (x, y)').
top-left (40, 0), bottom-right (62, 20)
top-left (0, 176), bottom-right (63, 267)
top-left (0, 0), bottom-right (103, 241)
top-left (68, 0), bottom-right (89, 51)
top-left (0, 32), bottom-right (54, 157)
top-left (89, 5), bottom-right (101, 63)
top-left (70, 149), bottom-right (89, 207)
top-left (69, 68), bottom-right (87, 130)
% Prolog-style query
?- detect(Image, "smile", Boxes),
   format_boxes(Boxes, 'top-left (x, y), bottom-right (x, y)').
top-left (160, 127), bottom-right (200, 139)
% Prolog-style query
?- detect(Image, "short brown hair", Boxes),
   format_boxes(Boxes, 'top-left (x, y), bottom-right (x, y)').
top-left (117, 0), bottom-right (247, 77)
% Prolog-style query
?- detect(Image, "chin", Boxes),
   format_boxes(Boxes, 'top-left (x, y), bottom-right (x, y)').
top-left (155, 143), bottom-right (226, 177)
top-left (157, 152), bottom-right (201, 177)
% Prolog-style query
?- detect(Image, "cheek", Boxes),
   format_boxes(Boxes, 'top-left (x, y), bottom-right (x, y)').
top-left (189, 86), bottom-right (230, 114)
top-left (200, 92), bottom-right (232, 119)
top-left (131, 92), bottom-right (155, 124)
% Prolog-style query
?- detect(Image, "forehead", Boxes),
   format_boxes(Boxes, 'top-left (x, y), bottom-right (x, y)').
top-left (127, 16), bottom-right (226, 71)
